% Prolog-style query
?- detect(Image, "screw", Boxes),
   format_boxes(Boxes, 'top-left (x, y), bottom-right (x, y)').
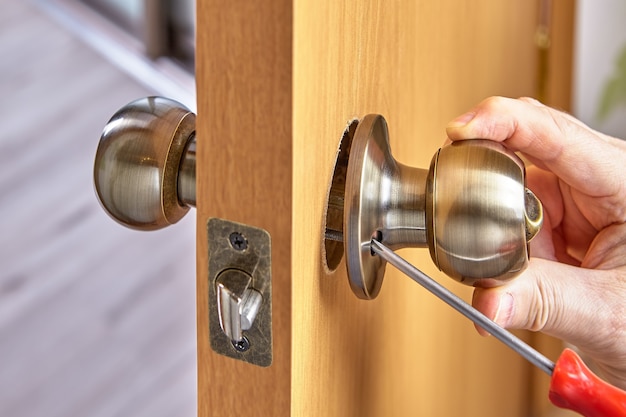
top-left (229, 232), bottom-right (248, 251)
top-left (232, 336), bottom-right (250, 352)
top-left (370, 230), bottom-right (383, 256)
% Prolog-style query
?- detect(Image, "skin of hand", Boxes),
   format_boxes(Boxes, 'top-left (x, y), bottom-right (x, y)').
top-left (446, 96), bottom-right (626, 389)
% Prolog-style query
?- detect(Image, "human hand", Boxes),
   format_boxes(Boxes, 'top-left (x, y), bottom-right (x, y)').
top-left (446, 96), bottom-right (626, 389)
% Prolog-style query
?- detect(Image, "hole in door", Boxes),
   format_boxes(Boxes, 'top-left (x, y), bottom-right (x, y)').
top-left (323, 119), bottom-right (358, 272)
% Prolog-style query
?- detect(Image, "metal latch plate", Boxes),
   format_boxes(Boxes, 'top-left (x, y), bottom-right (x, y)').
top-left (208, 218), bottom-right (272, 367)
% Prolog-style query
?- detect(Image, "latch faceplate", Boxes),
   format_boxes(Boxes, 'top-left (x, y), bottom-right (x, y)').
top-left (208, 218), bottom-right (272, 367)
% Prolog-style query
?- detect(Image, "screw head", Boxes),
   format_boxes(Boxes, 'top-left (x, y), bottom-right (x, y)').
top-left (229, 232), bottom-right (248, 251)
top-left (232, 336), bottom-right (250, 352)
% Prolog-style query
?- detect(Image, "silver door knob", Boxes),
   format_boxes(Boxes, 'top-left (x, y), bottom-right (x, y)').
top-left (94, 96), bottom-right (196, 230)
top-left (327, 114), bottom-right (543, 299)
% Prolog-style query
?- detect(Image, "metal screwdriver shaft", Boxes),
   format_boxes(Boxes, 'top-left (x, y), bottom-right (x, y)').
top-left (370, 239), bottom-right (555, 376)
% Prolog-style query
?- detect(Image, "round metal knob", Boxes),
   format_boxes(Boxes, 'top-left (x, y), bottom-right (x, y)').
top-left (342, 114), bottom-right (543, 299)
top-left (94, 96), bottom-right (196, 230)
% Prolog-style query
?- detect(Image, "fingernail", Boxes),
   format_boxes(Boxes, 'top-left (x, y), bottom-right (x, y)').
top-left (447, 111), bottom-right (476, 128)
top-left (493, 292), bottom-right (514, 327)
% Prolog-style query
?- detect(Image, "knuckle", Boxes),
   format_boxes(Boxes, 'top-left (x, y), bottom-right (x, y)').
top-left (480, 95), bottom-right (508, 111)
top-left (518, 96), bottom-right (543, 106)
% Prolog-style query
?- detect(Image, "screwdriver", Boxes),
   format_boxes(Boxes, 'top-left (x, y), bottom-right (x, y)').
top-left (370, 239), bottom-right (626, 417)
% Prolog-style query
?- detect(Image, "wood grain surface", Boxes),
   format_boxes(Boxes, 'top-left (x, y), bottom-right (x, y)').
top-left (197, 0), bottom-right (572, 416)
top-left (292, 2), bottom-right (539, 416)
top-left (195, 1), bottom-right (293, 416)
top-left (195, 1), bottom-right (574, 416)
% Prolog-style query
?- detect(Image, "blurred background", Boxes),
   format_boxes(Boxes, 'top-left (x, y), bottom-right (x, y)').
top-left (574, 0), bottom-right (626, 138)
top-left (1, 1), bottom-right (625, 417)
top-left (0, 0), bottom-right (196, 416)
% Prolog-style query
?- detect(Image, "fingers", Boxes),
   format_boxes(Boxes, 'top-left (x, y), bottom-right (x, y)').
top-left (526, 166), bottom-right (598, 264)
top-left (454, 96), bottom-right (626, 389)
top-left (446, 97), bottom-right (626, 206)
top-left (472, 256), bottom-right (626, 388)
top-left (472, 257), bottom-right (626, 360)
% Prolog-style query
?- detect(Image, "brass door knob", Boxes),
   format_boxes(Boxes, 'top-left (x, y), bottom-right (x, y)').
top-left (327, 114), bottom-right (543, 299)
top-left (94, 96), bottom-right (196, 230)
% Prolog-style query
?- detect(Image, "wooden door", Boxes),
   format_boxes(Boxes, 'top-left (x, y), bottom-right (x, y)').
top-left (195, 1), bottom-right (574, 416)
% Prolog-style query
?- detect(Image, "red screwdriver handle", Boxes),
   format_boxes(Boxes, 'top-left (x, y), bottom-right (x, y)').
top-left (549, 348), bottom-right (626, 416)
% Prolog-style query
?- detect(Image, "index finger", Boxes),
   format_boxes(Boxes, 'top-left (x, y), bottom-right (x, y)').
top-left (445, 96), bottom-right (626, 201)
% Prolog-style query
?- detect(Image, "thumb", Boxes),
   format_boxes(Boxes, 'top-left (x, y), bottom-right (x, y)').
top-left (472, 258), bottom-right (621, 354)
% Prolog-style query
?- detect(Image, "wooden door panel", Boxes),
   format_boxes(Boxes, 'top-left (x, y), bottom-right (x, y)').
top-left (196, 1), bottom-right (293, 416)
top-left (292, 2), bottom-right (536, 416)
top-left (196, 1), bottom-right (574, 416)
